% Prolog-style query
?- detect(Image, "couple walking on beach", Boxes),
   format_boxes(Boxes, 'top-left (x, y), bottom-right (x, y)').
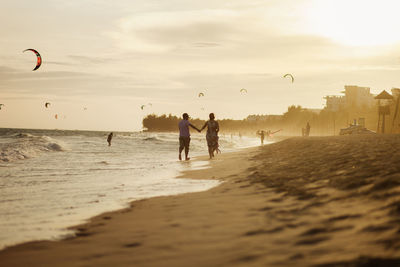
top-left (178, 112), bottom-right (219, 161)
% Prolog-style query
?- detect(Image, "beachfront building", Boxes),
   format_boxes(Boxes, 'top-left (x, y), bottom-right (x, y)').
top-left (344, 85), bottom-right (375, 109)
top-left (391, 88), bottom-right (400, 99)
top-left (324, 95), bottom-right (345, 112)
top-left (324, 85), bottom-right (376, 111)
top-left (323, 85), bottom-right (378, 131)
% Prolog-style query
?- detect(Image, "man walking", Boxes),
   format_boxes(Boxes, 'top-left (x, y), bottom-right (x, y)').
top-left (179, 113), bottom-right (200, 161)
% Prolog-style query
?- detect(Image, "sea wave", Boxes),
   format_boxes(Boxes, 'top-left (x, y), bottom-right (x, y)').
top-left (142, 137), bottom-right (160, 141)
top-left (0, 134), bottom-right (66, 163)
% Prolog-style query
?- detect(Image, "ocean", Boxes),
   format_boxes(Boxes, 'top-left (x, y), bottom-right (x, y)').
top-left (0, 128), bottom-right (261, 249)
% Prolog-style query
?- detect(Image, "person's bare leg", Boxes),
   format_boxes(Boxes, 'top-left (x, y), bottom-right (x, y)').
top-left (208, 147), bottom-right (213, 159)
top-left (179, 146), bottom-right (183, 160)
top-left (184, 146), bottom-right (190, 160)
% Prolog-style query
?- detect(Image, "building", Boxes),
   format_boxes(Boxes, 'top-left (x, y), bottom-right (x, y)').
top-left (324, 85), bottom-right (376, 111)
top-left (391, 88), bottom-right (400, 98)
top-left (344, 85), bottom-right (375, 109)
top-left (324, 95), bottom-right (345, 112)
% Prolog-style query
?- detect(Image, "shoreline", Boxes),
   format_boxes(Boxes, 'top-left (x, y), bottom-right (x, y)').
top-left (0, 145), bottom-right (262, 266)
top-left (1, 135), bottom-right (400, 266)
top-left (0, 140), bottom-right (262, 251)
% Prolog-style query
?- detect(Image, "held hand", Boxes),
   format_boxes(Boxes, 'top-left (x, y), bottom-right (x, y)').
top-left (197, 129), bottom-right (201, 133)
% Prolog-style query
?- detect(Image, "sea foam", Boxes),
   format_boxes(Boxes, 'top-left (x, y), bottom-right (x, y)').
top-left (0, 134), bottom-right (66, 163)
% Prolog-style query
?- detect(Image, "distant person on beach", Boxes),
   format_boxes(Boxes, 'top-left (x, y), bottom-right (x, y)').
top-left (178, 113), bottom-right (201, 161)
top-left (107, 132), bottom-right (113, 146)
top-left (200, 113), bottom-right (220, 159)
top-left (306, 122), bottom-right (311, 137)
top-left (257, 130), bottom-right (265, 145)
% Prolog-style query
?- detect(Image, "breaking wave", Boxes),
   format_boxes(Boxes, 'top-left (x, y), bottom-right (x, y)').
top-left (0, 134), bottom-right (66, 163)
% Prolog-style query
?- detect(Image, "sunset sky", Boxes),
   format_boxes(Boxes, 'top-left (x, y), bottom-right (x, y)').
top-left (1, 0), bottom-right (400, 131)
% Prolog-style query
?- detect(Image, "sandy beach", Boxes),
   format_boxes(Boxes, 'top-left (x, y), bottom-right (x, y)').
top-left (1, 135), bottom-right (400, 266)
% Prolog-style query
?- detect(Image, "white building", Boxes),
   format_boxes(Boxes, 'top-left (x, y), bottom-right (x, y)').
top-left (324, 95), bottom-right (345, 112)
top-left (344, 85), bottom-right (375, 109)
top-left (324, 85), bottom-right (376, 111)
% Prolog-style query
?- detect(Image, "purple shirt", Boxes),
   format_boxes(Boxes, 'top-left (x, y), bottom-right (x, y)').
top-left (179, 120), bottom-right (190, 137)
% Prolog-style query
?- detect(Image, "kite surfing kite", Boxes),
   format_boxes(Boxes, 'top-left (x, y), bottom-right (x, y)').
top-left (141, 103), bottom-right (153, 110)
top-left (240, 88), bottom-right (247, 93)
top-left (23, 49), bottom-right (42, 71)
top-left (45, 102), bottom-right (50, 108)
top-left (0, 104), bottom-right (4, 110)
top-left (198, 92), bottom-right (204, 97)
top-left (283, 73), bottom-right (294, 83)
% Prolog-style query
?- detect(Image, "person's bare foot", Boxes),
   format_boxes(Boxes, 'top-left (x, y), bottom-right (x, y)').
top-left (185, 157), bottom-right (190, 161)
top-left (179, 154), bottom-right (182, 161)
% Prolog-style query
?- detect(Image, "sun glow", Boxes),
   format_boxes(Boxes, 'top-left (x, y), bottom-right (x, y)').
top-left (306, 0), bottom-right (400, 46)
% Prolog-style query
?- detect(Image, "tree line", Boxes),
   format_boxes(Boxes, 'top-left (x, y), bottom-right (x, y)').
top-left (142, 104), bottom-right (380, 136)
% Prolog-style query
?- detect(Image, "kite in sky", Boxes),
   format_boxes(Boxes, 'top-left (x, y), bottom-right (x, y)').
top-left (240, 88), bottom-right (248, 93)
top-left (23, 49), bottom-right (42, 71)
top-left (283, 73), bottom-right (294, 83)
top-left (141, 103), bottom-right (153, 110)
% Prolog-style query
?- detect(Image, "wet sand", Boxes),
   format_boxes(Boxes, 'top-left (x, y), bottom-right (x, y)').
top-left (1, 135), bottom-right (400, 266)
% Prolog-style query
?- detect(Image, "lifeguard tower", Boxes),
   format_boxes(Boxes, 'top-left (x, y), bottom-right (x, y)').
top-left (374, 90), bottom-right (393, 133)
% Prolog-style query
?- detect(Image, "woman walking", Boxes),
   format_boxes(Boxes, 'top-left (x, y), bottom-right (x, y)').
top-left (200, 113), bottom-right (220, 159)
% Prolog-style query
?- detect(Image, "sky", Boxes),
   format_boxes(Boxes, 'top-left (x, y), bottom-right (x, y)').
top-left (1, 0), bottom-right (400, 131)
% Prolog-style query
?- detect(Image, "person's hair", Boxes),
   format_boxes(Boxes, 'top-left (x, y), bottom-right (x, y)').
top-left (209, 113), bottom-right (215, 120)
top-left (182, 113), bottom-right (189, 119)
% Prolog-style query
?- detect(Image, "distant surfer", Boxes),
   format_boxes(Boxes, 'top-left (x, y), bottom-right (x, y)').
top-left (178, 113), bottom-right (201, 161)
top-left (200, 113), bottom-right (220, 159)
top-left (107, 132), bottom-right (113, 146)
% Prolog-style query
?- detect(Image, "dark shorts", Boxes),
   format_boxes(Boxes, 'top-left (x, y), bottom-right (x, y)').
top-left (179, 136), bottom-right (190, 149)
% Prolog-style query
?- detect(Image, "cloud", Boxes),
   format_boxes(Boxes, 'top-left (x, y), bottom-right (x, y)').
top-left (45, 61), bottom-right (73, 66)
top-left (0, 68), bottom-right (92, 82)
top-left (0, 66), bottom-right (19, 74)
top-left (68, 55), bottom-right (110, 64)
top-left (192, 42), bottom-right (221, 48)
top-left (107, 9), bottom-right (246, 52)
